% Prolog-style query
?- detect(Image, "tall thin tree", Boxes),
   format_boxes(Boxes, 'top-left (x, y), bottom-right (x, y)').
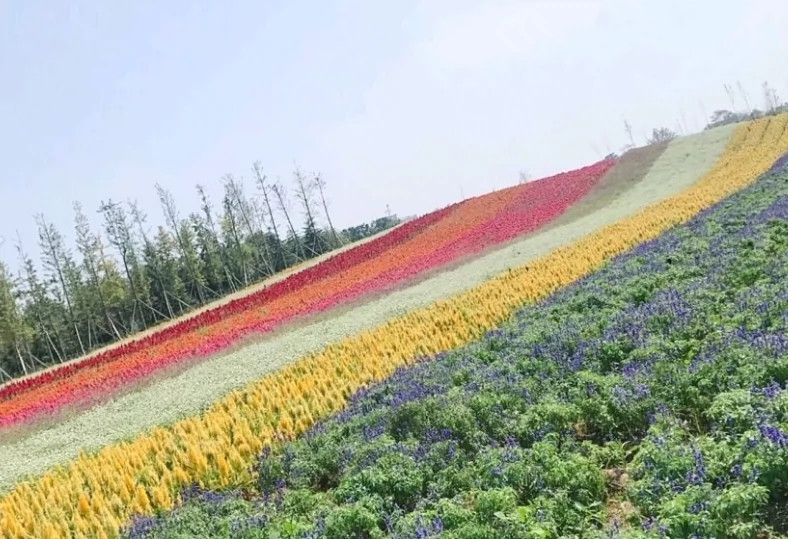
top-left (313, 173), bottom-right (339, 248)
top-left (724, 83), bottom-right (737, 112)
top-left (622, 118), bottom-right (635, 148)
top-left (737, 80), bottom-right (752, 115)
top-left (155, 184), bottom-right (209, 305)
top-left (293, 167), bottom-right (325, 257)
top-left (129, 200), bottom-right (178, 319)
top-left (197, 184), bottom-right (239, 292)
top-left (74, 201), bottom-right (123, 340)
top-left (271, 180), bottom-right (305, 261)
top-left (16, 233), bottom-right (63, 364)
top-left (222, 175), bottom-right (274, 277)
top-left (36, 213), bottom-right (86, 355)
top-left (99, 199), bottom-right (150, 331)
top-left (221, 189), bottom-right (252, 286)
top-left (252, 163), bottom-right (287, 270)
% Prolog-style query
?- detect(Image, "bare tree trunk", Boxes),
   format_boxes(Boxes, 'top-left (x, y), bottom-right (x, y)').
top-left (41, 321), bottom-right (64, 363)
top-left (26, 347), bottom-right (48, 368)
top-left (724, 84), bottom-right (737, 112)
top-left (272, 181), bottom-right (305, 261)
top-left (293, 168), bottom-right (327, 256)
top-left (314, 173), bottom-right (339, 247)
top-left (0, 365), bottom-right (13, 381)
top-left (253, 163), bottom-right (287, 269)
top-left (737, 80), bottom-right (751, 114)
top-left (14, 344), bottom-right (28, 375)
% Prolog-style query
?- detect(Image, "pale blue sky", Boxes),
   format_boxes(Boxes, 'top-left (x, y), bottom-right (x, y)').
top-left (1, 0), bottom-right (787, 268)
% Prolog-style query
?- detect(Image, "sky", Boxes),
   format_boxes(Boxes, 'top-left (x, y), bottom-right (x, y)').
top-left (1, 0), bottom-right (787, 269)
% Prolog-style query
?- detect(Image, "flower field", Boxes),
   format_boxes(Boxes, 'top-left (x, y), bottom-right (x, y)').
top-left (0, 122), bottom-right (732, 489)
top-left (126, 155), bottom-right (788, 538)
top-left (1, 113), bottom-right (787, 539)
top-left (0, 160), bottom-right (613, 429)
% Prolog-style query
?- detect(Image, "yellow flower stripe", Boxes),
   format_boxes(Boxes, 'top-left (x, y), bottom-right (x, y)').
top-left (1, 114), bottom-right (787, 539)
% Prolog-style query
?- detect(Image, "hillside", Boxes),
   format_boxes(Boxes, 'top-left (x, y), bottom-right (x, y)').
top-left (1, 114), bottom-right (788, 539)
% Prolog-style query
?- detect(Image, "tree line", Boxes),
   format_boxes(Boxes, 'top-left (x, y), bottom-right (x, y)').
top-left (641, 82), bottom-right (788, 149)
top-left (601, 81), bottom-right (788, 160)
top-left (0, 163), bottom-right (400, 381)
top-left (704, 81), bottom-right (788, 130)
